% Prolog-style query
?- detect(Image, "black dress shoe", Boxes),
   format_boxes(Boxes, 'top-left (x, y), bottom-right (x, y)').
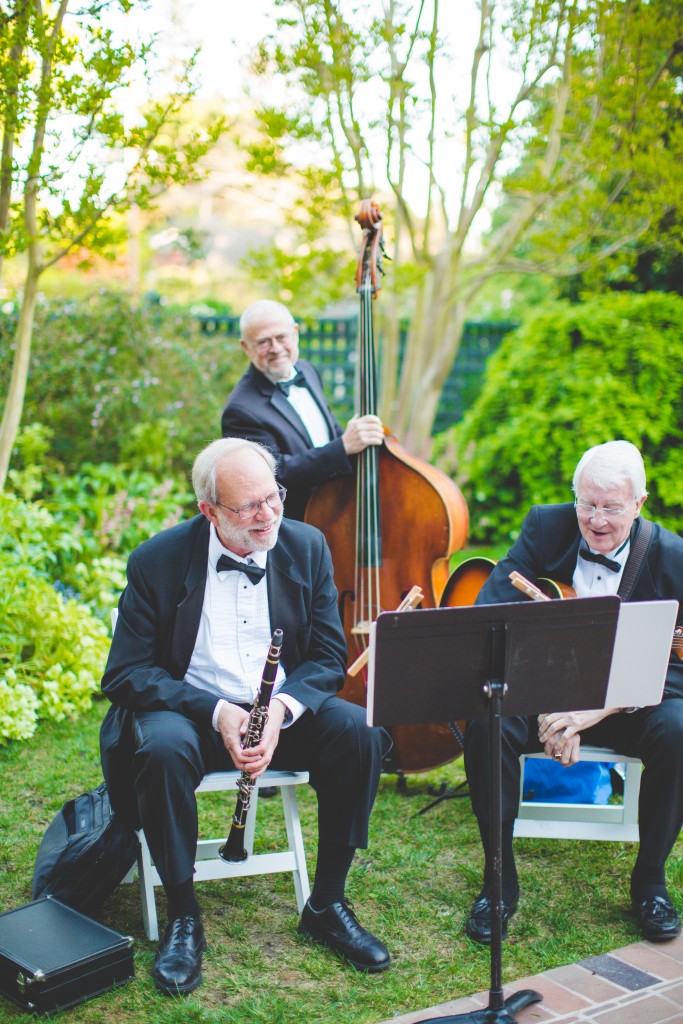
top-left (632, 895), bottom-right (682, 942)
top-left (298, 899), bottom-right (391, 972)
top-left (466, 892), bottom-right (519, 945)
top-left (259, 786), bottom-right (278, 798)
top-left (153, 915), bottom-right (206, 995)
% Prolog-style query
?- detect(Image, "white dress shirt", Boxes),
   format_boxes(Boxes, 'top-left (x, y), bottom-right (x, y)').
top-left (572, 539), bottom-right (630, 598)
top-left (184, 524), bottom-right (305, 730)
top-left (282, 367), bottom-right (332, 448)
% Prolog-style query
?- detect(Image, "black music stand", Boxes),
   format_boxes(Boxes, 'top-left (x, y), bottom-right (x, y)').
top-left (367, 597), bottom-right (621, 1024)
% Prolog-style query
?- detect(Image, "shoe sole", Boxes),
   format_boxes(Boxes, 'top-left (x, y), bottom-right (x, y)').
top-left (637, 925), bottom-right (682, 942)
top-left (465, 921), bottom-right (509, 945)
top-left (154, 970), bottom-right (203, 996)
top-left (297, 923), bottom-right (391, 973)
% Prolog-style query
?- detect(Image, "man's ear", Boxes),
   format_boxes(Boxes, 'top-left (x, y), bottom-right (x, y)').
top-left (199, 499), bottom-right (219, 528)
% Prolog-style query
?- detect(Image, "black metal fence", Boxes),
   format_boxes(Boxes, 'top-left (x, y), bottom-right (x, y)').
top-left (197, 315), bottom-right (517, 435)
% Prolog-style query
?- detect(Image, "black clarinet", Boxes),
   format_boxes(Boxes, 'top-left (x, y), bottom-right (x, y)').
top-left (219, 628), bottom-right (284, 863)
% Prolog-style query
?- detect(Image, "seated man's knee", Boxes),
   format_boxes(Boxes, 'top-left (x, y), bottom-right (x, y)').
top-left (133, 711), bottom-right (202, 781)
top-left (321, 699), bottom-right (389, 762)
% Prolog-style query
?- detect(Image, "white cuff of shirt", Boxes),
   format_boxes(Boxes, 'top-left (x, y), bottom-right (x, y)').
top-left (272, 693), bottom-right (306, 726)
top-left (212, 694), bottom-right (306, 731)
top-left (212, 699), bottom-right (227, 732)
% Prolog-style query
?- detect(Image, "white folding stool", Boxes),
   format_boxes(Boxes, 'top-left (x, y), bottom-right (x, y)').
top-left (514, 745), bottom-right (642, 842)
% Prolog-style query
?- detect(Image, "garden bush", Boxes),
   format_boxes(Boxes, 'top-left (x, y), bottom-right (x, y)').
top-left (1, 426), bottom-right (198, 743)
top-left (435, 291), bottom-right (683, 544)
top-left (0, 493), bottom-right (110, 743)
top-left (9, 425), bottom-right (194, 616)
top-left (0, 291), bottom-right (243, 478)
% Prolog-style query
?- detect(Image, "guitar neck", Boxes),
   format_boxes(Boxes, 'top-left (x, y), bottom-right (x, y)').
top-left (509, 571), bottom-right (551, 602)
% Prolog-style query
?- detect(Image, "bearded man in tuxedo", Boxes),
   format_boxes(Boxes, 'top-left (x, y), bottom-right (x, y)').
top-left (100, 437), bottom-right (391, 995)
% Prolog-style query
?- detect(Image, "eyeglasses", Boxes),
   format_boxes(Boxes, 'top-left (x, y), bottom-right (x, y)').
top-left (574, 498), bottom-right (636, 520)
top-left (249, 329), bottom-right (295, 352)
top-left (215, 486), bottom-right (287, 520)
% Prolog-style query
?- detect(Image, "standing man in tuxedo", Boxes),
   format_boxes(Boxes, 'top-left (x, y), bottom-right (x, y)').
top-left (463, 440), bottom-right (683, 945)
top-left (221, 300), bottom-right (384, 521)
top-left (100, 438), bottom-right (391, 995)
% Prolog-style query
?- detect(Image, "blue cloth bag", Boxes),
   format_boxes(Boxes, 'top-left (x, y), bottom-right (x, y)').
top-left (522, 759), bottom-right (613, 804)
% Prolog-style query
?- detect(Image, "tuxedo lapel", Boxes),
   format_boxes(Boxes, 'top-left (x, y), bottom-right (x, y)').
top-left (545, 536), bottom-right (582, 587)
top-left (266, 539), bottom-right (306, 673)
top-left (170, 519), bottom-right (210, 675)
top-left (269, 387), bottom-right (314, 445)
top-left (299, 362), bottom-right (338, 436)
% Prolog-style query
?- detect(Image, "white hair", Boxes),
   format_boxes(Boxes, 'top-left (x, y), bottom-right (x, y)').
top-left (572, 440), bottom-right (647, 500)
top-left (191, 438), bottom-right (277, 505)
top-left (239, 300), bottom-right (295, 339)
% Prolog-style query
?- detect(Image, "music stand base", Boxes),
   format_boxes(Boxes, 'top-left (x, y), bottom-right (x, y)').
top-left (417, 987), bottom-right (543, 1023)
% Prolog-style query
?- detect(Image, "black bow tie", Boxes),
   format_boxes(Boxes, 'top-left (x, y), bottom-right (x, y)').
top-left (579, 549), bottom-right (621, 573)
top-left (216, 554), bottom-right (265, 585)
top-left (276, 370), bottom-right (307, 395)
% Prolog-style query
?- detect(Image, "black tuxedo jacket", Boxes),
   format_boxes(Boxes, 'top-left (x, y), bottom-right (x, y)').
top-left (476, 504), bottom-right (683, 699)
top-left (100, 515), bottom-right (347, 819)
top-left (221, 360), bottom-right (352, 520)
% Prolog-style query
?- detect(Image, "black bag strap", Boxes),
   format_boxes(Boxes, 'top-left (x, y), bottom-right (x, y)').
top-left (618, 517), bottom-right (653, 601)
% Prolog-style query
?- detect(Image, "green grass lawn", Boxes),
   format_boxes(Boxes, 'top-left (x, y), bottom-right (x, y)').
top-left (1, 699), bottom-right (681, 1024)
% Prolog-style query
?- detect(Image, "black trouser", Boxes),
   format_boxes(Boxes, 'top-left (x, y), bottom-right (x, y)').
top-left (464, 696), bottom-right (683, 874)
top-left (131, 698), bottom-right (391, 886)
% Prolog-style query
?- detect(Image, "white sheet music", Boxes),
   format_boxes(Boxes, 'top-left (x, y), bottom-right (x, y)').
top-left (604, 600), bottom-right (678, 709)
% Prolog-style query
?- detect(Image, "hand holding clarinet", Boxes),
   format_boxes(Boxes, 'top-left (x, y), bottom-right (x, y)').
top-left (219, 628), bottom-right (284, 863)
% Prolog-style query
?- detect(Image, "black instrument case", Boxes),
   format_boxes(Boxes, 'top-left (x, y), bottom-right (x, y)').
top-left (0, 896), bottom-right (134, 1014)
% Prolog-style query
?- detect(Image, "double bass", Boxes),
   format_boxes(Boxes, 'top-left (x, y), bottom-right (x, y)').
top-left (305, 200), bottom-right (470, 775)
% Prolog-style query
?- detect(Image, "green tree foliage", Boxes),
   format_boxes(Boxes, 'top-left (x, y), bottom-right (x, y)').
top-left (0, 0), bottom-right (226, 485)
top-left (436, 292), bottom-right (683, 543)
top-left (244, 0), bottom-right (683, 455)
top-left (0, 292), bottom-right (243, 477)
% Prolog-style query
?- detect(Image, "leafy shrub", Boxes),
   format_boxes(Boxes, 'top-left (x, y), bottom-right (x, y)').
top-left (42, 460), bottom-right (193, 611)
top-left (0, 291), bottom-right (243, 478)
top-left (0, 493), bottom-right (110, 743)
top-left (8, 427), bottom-right (194, 617)
top-left (1, 451), bottom-right (197, 743)
top-left (435, 292), bottom-right (683, 544)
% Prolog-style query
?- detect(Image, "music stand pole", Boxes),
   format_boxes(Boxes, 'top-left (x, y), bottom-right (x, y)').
top-left (417, 677), bottom-right (541, 1023)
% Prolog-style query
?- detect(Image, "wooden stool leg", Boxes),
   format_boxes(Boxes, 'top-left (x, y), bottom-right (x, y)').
top-left (280, 785), bottom-right (310, 913)
top-left (137, 831), bottom-right (160, 942)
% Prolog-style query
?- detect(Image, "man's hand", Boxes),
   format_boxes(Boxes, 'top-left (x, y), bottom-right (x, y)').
top-left (342, 414), bottom-right (384, 455)
top-left (217, 699), bottom-right (287, 778)
top-left (537, 708), bottom-right (617, 765)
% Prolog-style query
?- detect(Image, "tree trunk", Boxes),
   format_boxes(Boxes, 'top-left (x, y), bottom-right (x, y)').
top-left (0, 262), bottom-right (40, 487)
top-left (392, 254), bottom-right (468, 455)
